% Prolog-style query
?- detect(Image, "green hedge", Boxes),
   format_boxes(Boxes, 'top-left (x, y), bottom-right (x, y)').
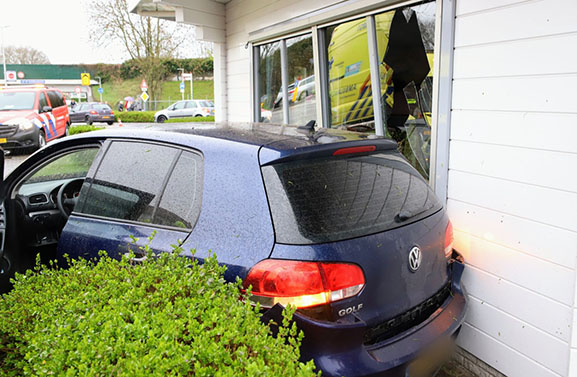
top-left (0, 243), bottom-right (318, 377)
top-left (69, 125), bottom-right (105, 135)
top-left (115, 111), bottom-right (156, 123)
top-left (166, 116), bottom-right (215, 123)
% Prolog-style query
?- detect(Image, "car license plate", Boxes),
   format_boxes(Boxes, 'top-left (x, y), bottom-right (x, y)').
top-left (407, 335), bottom-right (455, 377)
top-left (103, 116), bottom-right (110, 119)
top-left (0, 138), bottom-right (6, 144)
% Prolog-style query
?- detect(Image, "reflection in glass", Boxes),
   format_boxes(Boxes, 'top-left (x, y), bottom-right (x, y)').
top-left (287, 34), bottom-right (316, 125)
top-left (326, 19), bottom-right (373, 131)
top-left (376, 3), bottom-right (436, 180)
top-left (258, 41), bottom-right (282, 123)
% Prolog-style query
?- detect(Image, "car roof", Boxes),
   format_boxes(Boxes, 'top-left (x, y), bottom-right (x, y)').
top-left (60, 122), bottom-right (398, 165)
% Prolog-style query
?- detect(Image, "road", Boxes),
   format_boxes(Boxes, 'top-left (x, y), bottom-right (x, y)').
top-left (4, 153), bottom-right (29, 178)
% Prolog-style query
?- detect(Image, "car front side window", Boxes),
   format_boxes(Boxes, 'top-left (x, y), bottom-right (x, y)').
top-left (76, 141), bottom-right (203, 230)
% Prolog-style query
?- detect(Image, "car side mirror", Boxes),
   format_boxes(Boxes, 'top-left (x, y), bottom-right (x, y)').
top-left (42, 106), bottom-right (52, 113)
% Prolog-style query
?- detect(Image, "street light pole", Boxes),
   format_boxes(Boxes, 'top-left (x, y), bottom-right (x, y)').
top-left (1, 26), bottom-right (8, 88)
top-left (96, 76), bottom-right (102, 102)
top-left (178, 68), bottom-right (184, 101)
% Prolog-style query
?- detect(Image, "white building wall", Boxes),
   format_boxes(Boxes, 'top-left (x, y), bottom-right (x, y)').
top-left (448, 0), bottom-right (577, 376)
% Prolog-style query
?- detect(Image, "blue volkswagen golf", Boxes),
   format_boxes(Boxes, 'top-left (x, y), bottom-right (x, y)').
top-left (0, 123), bottom-right (466, 376)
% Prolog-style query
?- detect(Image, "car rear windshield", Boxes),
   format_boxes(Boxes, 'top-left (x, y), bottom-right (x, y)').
top-left (94, 104), bottom-right (111, 110)
top-left (262, 152), bottom-right (442, 244)
top-left (0, 91), bottom-right (36, 111)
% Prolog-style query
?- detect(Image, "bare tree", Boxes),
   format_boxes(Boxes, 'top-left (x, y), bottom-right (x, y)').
top-left (87, 0), bottom-right (191, 101)
top-left (4, 46), bottom-right (50, 64)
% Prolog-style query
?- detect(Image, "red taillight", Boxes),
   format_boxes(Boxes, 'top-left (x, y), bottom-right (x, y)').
top-left (333, 145), bottom-right (376, 156)
top-left (110, 110), bottom-right (114, 115)
top-left (444, 221), bottom-right (454, 258)
top-left (89, 110), bottom-right (97, 114)
top-left (243, 260), bottom-right (365, 309)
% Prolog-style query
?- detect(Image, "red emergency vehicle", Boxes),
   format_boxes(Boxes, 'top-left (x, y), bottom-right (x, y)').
top-left (0, 86), bottom-right (70, 152)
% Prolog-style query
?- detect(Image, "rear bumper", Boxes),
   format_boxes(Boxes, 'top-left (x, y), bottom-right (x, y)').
top-left (262, 251), bottom-right (467, 377)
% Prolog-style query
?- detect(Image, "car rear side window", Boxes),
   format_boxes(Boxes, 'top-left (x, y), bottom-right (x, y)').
top-left (77, 141), bottom-right (203, 230)
top-left (47, 91), bottom-right (63, 108)
top-left (261, 152), bottom-right (442, 244)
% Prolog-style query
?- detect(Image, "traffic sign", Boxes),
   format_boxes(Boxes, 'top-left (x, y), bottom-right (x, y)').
top-left (179, 82), bottom-right (185, 93)
top-left (140, 92), bottom-right (149, 102)
top-left (81, 72), bottom-right (91, 86)
top-left (182, 73), bottom-right (192, 80)
top-left (5, 71), bottom-right (16, 82)
top-left (98, 87), bottom-right (104, 94)
top-left (75, 87), bottom-right (81, 94)
top-left (140, 79), bottom-right (148, 91)
top-left (17, 71), bottom-right (25, 79)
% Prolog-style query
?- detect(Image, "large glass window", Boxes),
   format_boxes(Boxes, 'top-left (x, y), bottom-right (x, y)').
top-left (287, 34), bottom-right (316, 124)
top-left (253, 1), bottom-right (437, 181)
top-left (258, 41), bottom-right (282, 123)
top-left (326, 19), bottom-right (371, 130)
top-left (376, 3), bottom-right (436, 180)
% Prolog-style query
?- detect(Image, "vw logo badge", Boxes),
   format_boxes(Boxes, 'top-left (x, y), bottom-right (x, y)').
top-left (408, 246), bottom-right (422, 272)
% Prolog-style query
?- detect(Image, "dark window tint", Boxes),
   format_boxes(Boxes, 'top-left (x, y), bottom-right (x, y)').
top-left (78, 141), bottom-right (202, 230)
top-left (79, 142), bottom-right (179, 224)
top-left (47, 91), bottom-right (64, 108)
top-left (94, 104), bottom-right (111, 111)
top-left (262, 152), bottom-right (441, 244)
top-left (155, 152), bottom-right (203, 229)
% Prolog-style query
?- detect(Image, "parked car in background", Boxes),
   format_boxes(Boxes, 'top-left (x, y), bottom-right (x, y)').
top-left (0, 122), bottom-right (466, 377)
top-left (154, 100), bottom-right (215, 123)
top-left (293, 75), bottom-right (315, 101)
top-left (0, 85), bottom-right (70, 152)
top-left (69, 102), bottom-right (115, 125)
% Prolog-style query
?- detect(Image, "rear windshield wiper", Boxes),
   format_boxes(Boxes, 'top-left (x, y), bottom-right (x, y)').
top-left (394, 208), bottom-right (428, 223)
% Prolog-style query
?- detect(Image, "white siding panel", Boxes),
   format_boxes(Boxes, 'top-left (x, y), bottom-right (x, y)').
top-left (466, 296), bottom-right (569, 375)
top-left (461, 265), bottom-right (572, 343)
top-left (226, 100), bottom-right (251, 121)
top-left (456, 0), bottom-right (530, 16)
top-left (454, 0), bottom-right (577, 47)
top-left (454, 229), bottom-right (574, 305)
top-left (452, 75), bottom-right (577, 113)
top-left (450, 110), bottom-right (577, 154)
top-left (448, 170), bottom-right (577, 233)
top-left (458, 323), bottom-right (562, 377)
top-left (449, 140), bottom-right (577, 193)
top-left (453, 33), bottom-right (577, 79)
top-left (226, 43), bottom-right (250, 63)
top-left (447, 200), bottom-right (577, 269)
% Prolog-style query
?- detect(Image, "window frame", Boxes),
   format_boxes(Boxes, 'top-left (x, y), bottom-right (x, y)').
top-left (74, 139), bottom-right (204, 232)
top-left (250, 0), bottom-right (454, 204)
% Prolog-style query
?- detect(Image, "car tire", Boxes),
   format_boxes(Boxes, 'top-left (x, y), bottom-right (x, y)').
top-left (157, 115), bottom-right (167, 123)
top-left (195, 114), bottom-right (203, 117)
top-left (64, 122), bottom-right (70, 137)
top-left (107, 121), bottom-right (114, 125)
top-left (85, 116), bottom-right (93, 125)
top-left (37, 130), bottom-right (46, 149)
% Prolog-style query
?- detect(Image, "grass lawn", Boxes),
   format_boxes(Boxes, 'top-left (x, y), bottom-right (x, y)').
top-left (101, 79), bottom-right (214, 110)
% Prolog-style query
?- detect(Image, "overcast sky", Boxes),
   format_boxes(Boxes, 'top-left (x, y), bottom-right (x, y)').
top-left (0, 0), bottom-right (199, 65)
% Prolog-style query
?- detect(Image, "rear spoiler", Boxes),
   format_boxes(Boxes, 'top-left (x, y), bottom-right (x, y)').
top-left (259, 138), bottom-right (398, 166)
